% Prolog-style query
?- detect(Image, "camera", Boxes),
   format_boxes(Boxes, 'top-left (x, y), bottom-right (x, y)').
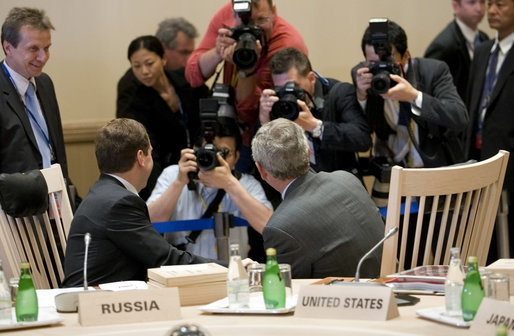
top-left (368, 18), bottom-right (401, 95)
top-left (230, 0), bottom-right (263, 70)
top-left (270, 81), bottom-right (306, 121)
top-left (194, 144), bottom-right (229, 171)
top-left (188, 84), bottom-right (236, 190)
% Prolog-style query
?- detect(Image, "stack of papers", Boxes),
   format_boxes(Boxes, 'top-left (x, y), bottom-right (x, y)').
top-left (147, 263), bottom-right (227, 306)
top-left (384, 265), bottom-right (447, 294)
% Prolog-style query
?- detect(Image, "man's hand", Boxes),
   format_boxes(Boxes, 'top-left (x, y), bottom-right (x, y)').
top-left (259, 88), bottom-right (279, 124)
top-left (355, 66), bottom-right (372, 101)
top-left (216, 28), bottom-right (236, 62)
top-left (295, 100), bottom-right (318, 132)
top-left (382, 75), bottom-right (419, 103)
top-left (198, 153), bottom-right (237, 190)
top-left (177, 148), bottom-right (197, 185)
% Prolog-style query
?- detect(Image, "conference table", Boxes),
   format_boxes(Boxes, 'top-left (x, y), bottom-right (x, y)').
top-left (6, 279), bottom-right (486, 336)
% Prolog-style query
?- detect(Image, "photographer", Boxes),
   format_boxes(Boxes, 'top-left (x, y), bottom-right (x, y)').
top-left (146, 118), bottom-right (272, 259)
top-left (185, 0), bottom-right (307, 172)
top-left (353, 19), bottom-right (469, 168)
top-left (259, 48), bottom-right (371, 175)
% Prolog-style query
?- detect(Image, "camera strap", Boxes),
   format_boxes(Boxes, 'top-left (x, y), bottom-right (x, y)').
top-left (186, 188), bottom-right (226, 245)
top-left (185, 170), bottom-right (242, 245)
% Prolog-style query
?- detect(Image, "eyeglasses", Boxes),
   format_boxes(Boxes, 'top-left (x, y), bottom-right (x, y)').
top-left (255, 16), bottom-right (272, 25)
top-left (218, 148), bottom-right (235, 158)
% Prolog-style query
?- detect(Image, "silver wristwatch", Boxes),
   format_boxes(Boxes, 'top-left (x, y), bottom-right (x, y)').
top-left (311, 119), bottom-right (323, 138)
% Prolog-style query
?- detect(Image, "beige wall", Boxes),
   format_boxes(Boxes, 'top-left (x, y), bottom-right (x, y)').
top-left (0, 0), bottom-right (495, 196)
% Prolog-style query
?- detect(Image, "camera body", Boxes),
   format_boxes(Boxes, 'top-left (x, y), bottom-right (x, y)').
top-left (368, 18), bottom-right (401, 95)
top-left (369, 61), bottom-right (401, 95)
top-left (188, 84), bottom-right (236, 190)
top-left (230, 0), bottom-right (263, 70)
top-left (270, 81), bottom-right (306, 121)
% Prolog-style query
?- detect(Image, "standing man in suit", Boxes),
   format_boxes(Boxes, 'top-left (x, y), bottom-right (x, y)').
top-left (466, 0), bottom-right (514, 258)
top-left (259, 47), bottom-right (371, 176)
top-left (425, 0), bottom-right (489, 102)
top-left (63, 118), bottom-right (218, 287)
top-left (0, 7), bottom-right (70, 181)
top-left (353, 19), bottom-right (469, 168)
top-left (251, 118), bottom-right (384, 279)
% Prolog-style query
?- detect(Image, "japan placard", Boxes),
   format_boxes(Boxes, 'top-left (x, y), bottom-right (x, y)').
top-left (78, 287), bottom-right (181, 326)
top-left (470, 298), bottom-right (514, 335)
top-left (294, 284), bottom-right (399, 320)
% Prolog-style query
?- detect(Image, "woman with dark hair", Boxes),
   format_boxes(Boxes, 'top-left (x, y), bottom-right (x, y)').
top-left (117, 35), bottom-right (208, 199)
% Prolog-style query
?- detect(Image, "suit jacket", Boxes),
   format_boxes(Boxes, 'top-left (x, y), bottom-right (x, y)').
top-left (466, 40), bottom-right (514, 192)
top-left (263, 171), bottom-right (384, 279)
top-left (424, 20), bottom-right (489, 102)
top-left (355, 58), bottom-right (469, 167)
top-left (0, 61), bottom-right (69, 178)
top-left (311, 77), bottom-right (371, 175)
top-left (62, 174), bottom-right (214, 287)
top-left (116, 68), bottom-right (208, 199)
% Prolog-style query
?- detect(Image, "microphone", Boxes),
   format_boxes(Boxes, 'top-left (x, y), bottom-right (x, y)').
top-left (83, 233), bottom-right (91, 290)
top-left (55, 232), bottom-right (98, 313)
top-left (354, 226), bottom-right (399, 283)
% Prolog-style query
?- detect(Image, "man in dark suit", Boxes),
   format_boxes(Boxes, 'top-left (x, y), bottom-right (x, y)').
top-left (466, 0), bottom-right (514, 257)
top-left (425, 0), bottom-right (488, 102)
top-left (251, 118), bottom-right (384, 279)
top-left (353, 20), bottom-right (469, 168)
top-left (62, 119), bottom-right (217, 287)
top-left (0, 8), bottom-right (70, 181)
top-left (259, 47), bottom-right (371, 176)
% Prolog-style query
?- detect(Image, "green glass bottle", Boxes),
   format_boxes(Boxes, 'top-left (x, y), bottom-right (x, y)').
top-left (262, 248), bottom-right (285, 309)
top-left (15, 262), bottom-right (38, 322)
top-left (461, 256), bottom-right (484, 322)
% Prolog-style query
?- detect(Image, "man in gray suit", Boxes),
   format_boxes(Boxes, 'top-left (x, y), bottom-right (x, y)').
top-left (251, 118), bottom-right (384, 278)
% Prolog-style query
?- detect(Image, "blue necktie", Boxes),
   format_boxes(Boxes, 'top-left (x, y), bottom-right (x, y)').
top-left (476, 45), bottom-right (500, 150)
top-left (25, 82), bottom-right (52, 168)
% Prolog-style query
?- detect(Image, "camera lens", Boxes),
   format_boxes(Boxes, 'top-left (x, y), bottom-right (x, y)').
top-left (195, 145), bottom-right (219, 171)
top-left (233, 33), bottom-right (258, 70)
top-left (371, 72), bottom-right (391, 95)
top-left (270, 96), bottom-right (300, 121)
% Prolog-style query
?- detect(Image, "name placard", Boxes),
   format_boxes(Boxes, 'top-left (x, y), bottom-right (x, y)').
top-left (470, 298), bottom-right (514, 335)
top-left (78, 287), bottom-right (181, 326)
top-left (294, 284), bottom-right (398, 321)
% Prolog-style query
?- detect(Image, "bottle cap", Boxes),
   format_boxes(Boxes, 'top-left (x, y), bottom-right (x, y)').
top-left (266, 248), bottom-right (276, 256)
top-left (468, 256), bottom-right (478, 263)
top-left (450, 247), bottom-right (460, 254)
top-left (20, 262), bottom-right (30, 269)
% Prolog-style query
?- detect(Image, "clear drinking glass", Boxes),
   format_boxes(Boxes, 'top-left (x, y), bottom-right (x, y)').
top-left (279, 264), bottom-right (292, 298)
top-left (487, 273), bottom-right (510, 301)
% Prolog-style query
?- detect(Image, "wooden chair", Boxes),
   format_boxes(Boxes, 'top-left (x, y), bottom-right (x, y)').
top-left (380, 150), bottom-right (510, 277)
top-left (0, 164), bottom-right (73, 288)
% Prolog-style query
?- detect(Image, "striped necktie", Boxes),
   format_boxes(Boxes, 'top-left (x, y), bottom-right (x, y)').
top-left (25, 82), bottom-right (52, 168)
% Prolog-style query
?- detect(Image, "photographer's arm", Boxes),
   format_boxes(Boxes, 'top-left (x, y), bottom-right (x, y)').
top-left (198, 28), bottom-right (235, 80)
top-left (147, 149), bottom-right (197, 223)
top-left (199, 154), bottom-right (272, 234)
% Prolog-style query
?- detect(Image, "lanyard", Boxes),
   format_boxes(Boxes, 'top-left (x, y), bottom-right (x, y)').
top-left (198, 190), bottom-right (222, 212)
top-left (2, 62), bottom-right (54, 161)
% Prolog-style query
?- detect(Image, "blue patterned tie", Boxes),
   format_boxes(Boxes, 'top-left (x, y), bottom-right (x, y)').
top-left (475, 45), bottom-right (500, 150)
top-left (25, 82), bottom-right (52, 168)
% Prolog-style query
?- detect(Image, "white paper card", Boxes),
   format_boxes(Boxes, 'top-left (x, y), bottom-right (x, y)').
top-left (470, 297), bottom-right (514, 335)
top-left (78, 287), bottom-right (181, 326)
top-left (294, 284), bottom-right (398, 320)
